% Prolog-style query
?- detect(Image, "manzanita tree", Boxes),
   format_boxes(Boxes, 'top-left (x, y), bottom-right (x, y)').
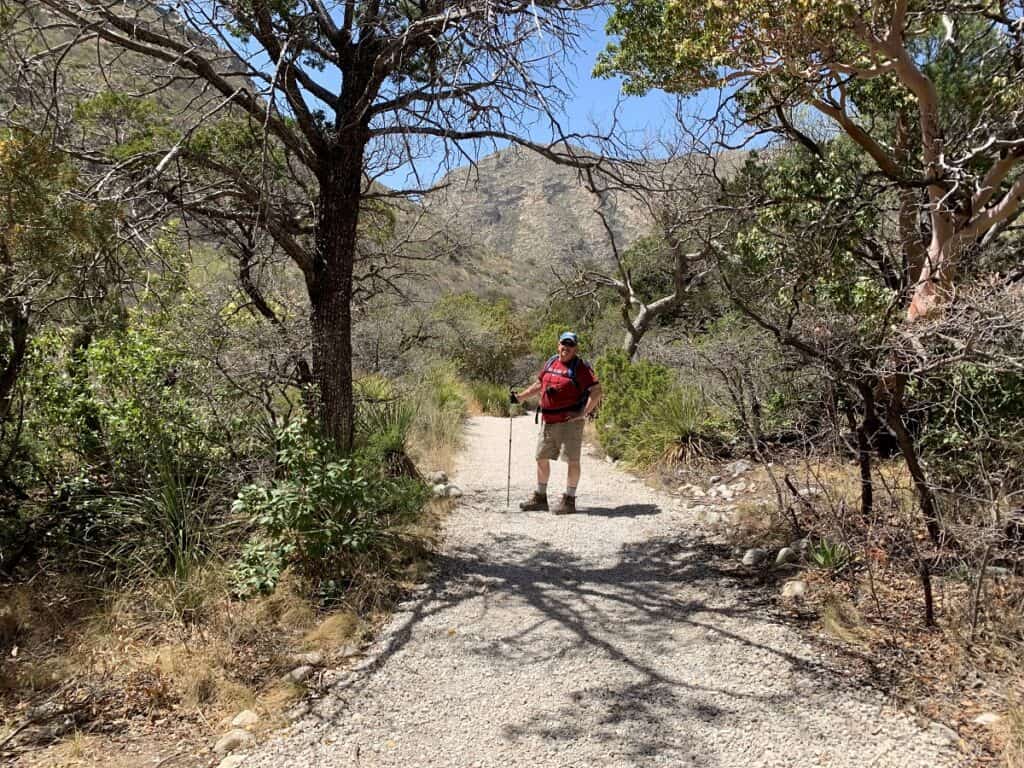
top-left (598, 0), bottom-right (1024, 321)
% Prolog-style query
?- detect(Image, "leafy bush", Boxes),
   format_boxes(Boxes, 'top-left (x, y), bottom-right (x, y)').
top-left (593, 350), bottom-right (725, 468)
top-left (467, 380), bottom-right (512, 417)
top-left (594, 351), bottom-right (676, 461)
top-left (232, 420), bottom-right (428, 597)
top-left (430, 293), bottom-right (528, 383)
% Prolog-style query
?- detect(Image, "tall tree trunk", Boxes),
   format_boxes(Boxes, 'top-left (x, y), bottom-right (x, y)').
top-left (855, 383), bottom-right (875, 520)
top-left (307, 140), bottom-right (364, 453)
top-left (0, 298), bottom-right (28, 424)
top-left (885, 405), bottom-right (942, 547)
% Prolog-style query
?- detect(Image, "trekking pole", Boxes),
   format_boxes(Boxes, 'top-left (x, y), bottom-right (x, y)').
top-left (507, 387), bottom-right (515, 508)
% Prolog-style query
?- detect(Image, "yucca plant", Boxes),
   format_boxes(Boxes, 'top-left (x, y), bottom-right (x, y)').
top-left (809, 539), bottom-right (854, 574)
top-left (358, 398), bottom-right (418, 478)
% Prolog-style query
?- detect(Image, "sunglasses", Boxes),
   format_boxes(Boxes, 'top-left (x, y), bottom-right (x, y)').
top-left (559, 340), bottom-right (577, 347)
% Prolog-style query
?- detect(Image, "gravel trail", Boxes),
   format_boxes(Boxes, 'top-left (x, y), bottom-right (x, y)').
top-left (243, 415), bottom-right (964, 768)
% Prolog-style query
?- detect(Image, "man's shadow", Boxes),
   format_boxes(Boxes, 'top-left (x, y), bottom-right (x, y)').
top-left (577, 503), bottom-right (660, 518)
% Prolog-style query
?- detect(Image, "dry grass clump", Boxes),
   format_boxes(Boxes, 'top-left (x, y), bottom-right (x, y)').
top-left (820, 594), bottom-right (876, 648)
top-left (302, 611), bottom-right (360, 651)
top-left (1002, 692), bottom-right (1024, 768)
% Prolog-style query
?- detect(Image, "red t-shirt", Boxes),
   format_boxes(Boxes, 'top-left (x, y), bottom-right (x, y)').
top-left (538, 356), bottom-right (598, 423)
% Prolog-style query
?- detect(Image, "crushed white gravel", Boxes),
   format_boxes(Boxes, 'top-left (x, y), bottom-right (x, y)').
top-left (240, 415), bottom-right (965, 768)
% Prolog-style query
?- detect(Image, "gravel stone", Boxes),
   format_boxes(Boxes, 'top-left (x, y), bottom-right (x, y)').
top-left (284, 665), bottom-right (313, 684)
top-left (242, 416), bottom-right (962, 768)
top-left (781, 580), bottom-right (808, 600)
top-left (214, 729), bottom-right (253, 755)
top-left (742, 547), bottom-right (768, 567)
top-left (775, 547), bottom-right (798, 566)
top-left (288, 651), bottom-right (323, 667)
top-left (231, 709), bottom-right (260, 729)
top-left (427, 470), bottom-right (448, 485)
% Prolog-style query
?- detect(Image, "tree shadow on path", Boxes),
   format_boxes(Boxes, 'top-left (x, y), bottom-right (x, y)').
top-left (313, 525), bottom-right (867, 765)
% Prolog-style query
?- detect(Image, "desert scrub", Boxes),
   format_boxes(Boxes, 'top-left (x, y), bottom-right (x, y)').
top-left (232, 419), bottom-right (428, 598)
top-left (407, 362), bottom-right (467, 472)
top-left (594, 350), bottom-right (725, 467)
top-left (467, 380), bottom-right (514, 417)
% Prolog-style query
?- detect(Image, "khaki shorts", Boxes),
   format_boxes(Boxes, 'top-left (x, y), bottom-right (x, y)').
top-left (535, 419), bottom-right (585, 462)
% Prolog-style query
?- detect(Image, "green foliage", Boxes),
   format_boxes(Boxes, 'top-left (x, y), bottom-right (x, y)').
top-left (73, 91), bottom-right (179, 160)
top-left (410, 362), bottom-right (467, 457)
top-left (915, 365), bottom-right (1024, 495)
top-left (808, 539), bottom-right (854, 575)
top-left (432, 293), bottom-right (528, 383)
top-left (231, 420), bottom-right (428, 597)
top-left (467, 380), bottom-right (513, 417)
top-left (594, 350), bottom-right (722, 466)
top-left (25, 308), bottom-right (237, 482)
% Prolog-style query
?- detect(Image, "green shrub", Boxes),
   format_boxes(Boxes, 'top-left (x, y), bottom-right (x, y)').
top-left (594, 350), bottom-right (724, 468)
top-left (232, 420), bottom-right (428, 597)
top-left (467, 380), bottom-right (512, 417)
top-left (408, 362), bottom-right (467, 464)
top-left (431, 294), bottom-right (528, 383)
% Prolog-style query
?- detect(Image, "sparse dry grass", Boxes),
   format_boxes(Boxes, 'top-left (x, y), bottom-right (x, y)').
top-left (1003, 693), bottom-right (1024, 768)
top-left (820, 594), bottom-right (876, 648)
top-left (0, 493), bottom-right (446, 761)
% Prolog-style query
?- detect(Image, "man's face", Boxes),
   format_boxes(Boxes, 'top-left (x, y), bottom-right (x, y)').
top-left (558, 340), bottom-right (577, 363)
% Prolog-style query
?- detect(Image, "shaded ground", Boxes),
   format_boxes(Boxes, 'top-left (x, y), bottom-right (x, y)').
top-left (242, 416), bottom-right (965, 768)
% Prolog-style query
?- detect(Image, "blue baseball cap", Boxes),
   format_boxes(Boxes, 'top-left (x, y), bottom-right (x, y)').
top-left (558, 331), bottom-right (578, 345)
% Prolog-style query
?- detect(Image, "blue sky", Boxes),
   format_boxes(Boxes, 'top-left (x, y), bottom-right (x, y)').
top-left (378, 7), bottom-right (691, 188)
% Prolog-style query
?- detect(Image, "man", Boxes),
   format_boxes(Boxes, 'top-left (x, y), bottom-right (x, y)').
top-left (511, 331), bottom-right (602, 514)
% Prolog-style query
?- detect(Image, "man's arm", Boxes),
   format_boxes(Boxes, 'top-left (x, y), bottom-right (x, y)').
top-left (583, 383), bottom-right (603, 418)
top-left (515, 380), bottom-right (543, 402)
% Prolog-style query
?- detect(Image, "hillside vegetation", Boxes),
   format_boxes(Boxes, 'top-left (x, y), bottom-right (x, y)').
top-left (0, 0), bottom-right (1023, 766)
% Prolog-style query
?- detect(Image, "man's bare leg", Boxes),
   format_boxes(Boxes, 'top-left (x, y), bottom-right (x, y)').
top-left (567, 461), bottom-right (581, 493)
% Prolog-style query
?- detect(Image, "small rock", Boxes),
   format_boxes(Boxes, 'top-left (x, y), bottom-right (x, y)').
top-left (708, 475), bottom-right (722, 485)
top-left (605, 456), bottom-right (615, 464)
top-left (445, 484), bottom-right (463, 498)
top-left (719, 488), bottom-right (735, 501)
top-left (775, 547), bottom-right (798, 567)
top-left (218, 756), bottom-right (247, 768)
top-left (781, 580), bottom-right (807, 600)
top-left (730, 480), bottom-right (748, 493)
top-left (284, 665), bottom-right (314, 684)
top-left (426, 470), bottom-right (447, 484)
top-left (797, 485), bottom-right (822, 499)
top-left (742, 548), bottom-right (768, 567)
top-left (230, 709), bottom-right (260, 729)
top-left (288, 651), bottom-right (323, 667)
top-left (726, 459), bottom-right (753, 477)
top-left (973, 712), bottom-right (1001, 726)
top-left (732, 546), bottom-right (746, 560)
top-left (790, 538), bottom-right (811, 554)
top-left (928, 721), bottom-right (959, 746)
top-left (214, 729), bottom-right (253, 755)
top-left (431, 484), bottom-right (447, 497)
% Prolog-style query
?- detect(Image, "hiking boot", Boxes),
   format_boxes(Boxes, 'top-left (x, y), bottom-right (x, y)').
top-left (519, 491), bottom-right (548, 511)
top-left (552, 494), bottom-right (576, 515)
